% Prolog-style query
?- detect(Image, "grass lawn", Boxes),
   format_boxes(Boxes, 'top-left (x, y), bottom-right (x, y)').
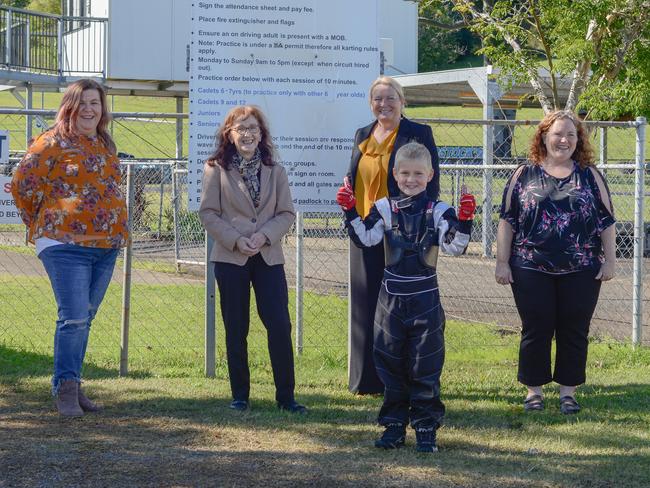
top-left (1, 276), bottom-right (650, 487)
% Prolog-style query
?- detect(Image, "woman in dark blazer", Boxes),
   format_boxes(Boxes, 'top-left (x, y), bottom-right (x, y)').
top-left (199, 105), bottom-right (306, 413)
top-left (345, 76), bottom-right (440, 394)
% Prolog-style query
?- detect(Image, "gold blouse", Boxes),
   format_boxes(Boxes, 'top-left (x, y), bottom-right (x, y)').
top-left (354, 126), bottom-right (399, 217)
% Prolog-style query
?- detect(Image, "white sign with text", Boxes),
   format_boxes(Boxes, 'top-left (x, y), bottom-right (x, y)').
top-left (189, 0), bottom-right (379, 211)
top-left (0, 176), bottom-right (21, 224)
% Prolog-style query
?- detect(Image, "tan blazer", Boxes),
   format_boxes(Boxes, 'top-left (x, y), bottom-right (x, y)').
top-left (199, 161), bottom-right (295, 266)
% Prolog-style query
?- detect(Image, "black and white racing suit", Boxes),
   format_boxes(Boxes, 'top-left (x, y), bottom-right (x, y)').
top-left (344, 190), bottom-right (472, 430)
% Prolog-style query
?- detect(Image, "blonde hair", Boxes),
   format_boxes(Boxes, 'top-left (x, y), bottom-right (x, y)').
top-left (394, 141), bottom-right (432, 171)
top-left (368, 76), bottom-right (406, 108)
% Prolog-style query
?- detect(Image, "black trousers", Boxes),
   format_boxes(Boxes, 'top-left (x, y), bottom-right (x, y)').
top-left (373, 275), bottom-right (446, 429)
top-left (214, 254), bottom-right (295, 404)
top-left (511, 267), bottom-right (602, 387)
top-left (348, 242), bottom-right (384, 394)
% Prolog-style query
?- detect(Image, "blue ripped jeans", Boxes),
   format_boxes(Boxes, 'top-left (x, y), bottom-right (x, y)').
top-left (39, 244), bottom-right (119, 395)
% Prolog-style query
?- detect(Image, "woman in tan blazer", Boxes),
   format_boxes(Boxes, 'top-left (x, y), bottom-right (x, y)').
top-left (199, 105), bottom-right (306, 413)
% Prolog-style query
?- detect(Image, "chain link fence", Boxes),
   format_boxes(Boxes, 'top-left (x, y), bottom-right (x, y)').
top-left (1, 110), bottom-right (648, 375)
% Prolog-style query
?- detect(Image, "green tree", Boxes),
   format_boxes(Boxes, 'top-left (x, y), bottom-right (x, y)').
top-left (416, 0), bottom-right (650, 119)
top-left (418, 1), bottom-right (481, 71)
top-left (0, 0), bottom-right (31, 8)
top-left (27, 0), bottom-right (60, 14)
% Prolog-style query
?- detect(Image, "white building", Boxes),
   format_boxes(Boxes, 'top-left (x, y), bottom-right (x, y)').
top-left (63, 0), bottom-right (417, 89)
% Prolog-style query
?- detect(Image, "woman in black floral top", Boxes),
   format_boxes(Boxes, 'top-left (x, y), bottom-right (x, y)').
top-left (495, 110), bottom-right (616, 415)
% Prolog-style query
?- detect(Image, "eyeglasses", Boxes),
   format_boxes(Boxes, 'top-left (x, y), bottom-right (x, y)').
top-left (372, 96), bottom-right (398, 104)
top-left (231, 126), bottom-right (261, 135)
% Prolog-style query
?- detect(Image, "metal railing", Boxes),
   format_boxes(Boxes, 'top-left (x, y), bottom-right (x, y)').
top-left (0, 6), bottom-right (106, 77)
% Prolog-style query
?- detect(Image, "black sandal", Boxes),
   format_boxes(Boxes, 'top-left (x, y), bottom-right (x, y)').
top-left (559, 396), bottom-right (581, 415)
top-left (523, 394), bottom-right (544, 411)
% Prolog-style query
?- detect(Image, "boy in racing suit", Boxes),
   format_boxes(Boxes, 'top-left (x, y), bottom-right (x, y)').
top-left (337, 141), bottom-right (475, 452)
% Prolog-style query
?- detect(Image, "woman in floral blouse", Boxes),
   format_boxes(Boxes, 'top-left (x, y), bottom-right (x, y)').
top-left (495, 110), bottom-right (616, 415)
top-left (11, 79), bottom-right (128, 417)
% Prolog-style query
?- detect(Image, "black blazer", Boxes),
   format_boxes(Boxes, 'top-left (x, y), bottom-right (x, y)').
top-left (346, 116), bottom-right (440, 200)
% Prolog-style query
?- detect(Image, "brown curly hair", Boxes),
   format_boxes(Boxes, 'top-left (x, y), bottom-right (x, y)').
top-left (529, 110), bottom-right (594, 168)
top-left (206, 105), bottom-right (276, 169)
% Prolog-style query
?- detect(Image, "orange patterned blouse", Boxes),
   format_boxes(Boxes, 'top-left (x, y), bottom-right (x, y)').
top-left (11, 129), bottom-right (129, 248)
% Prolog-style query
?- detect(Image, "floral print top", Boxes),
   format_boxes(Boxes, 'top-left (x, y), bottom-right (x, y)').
top-left (11, 129), bottom-right (128, 249)
top-left (500, 162), bottom-right (615, 274)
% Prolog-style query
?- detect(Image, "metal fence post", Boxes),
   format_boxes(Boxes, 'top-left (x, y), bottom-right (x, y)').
top-left (482, 106), bottom-right (494, 257)
top-left (102, 17), bottom-right (108, 78)
top-left (175, 97), bottom-right (184, 159)
top-left (172, 166), bottom-right (182, 272)
top-left (632, 117), bottom-right (646, 346)
top-left (56, 17), bottom-right (63, 76)
top-left (25, 84), bottom-right (32, 146)
top-left (25, 17), bottom-right (30, 68)
top-left (120, 163), bottom-right (134, 377)
top-left (347, 238), bottom-right (352, 381)
top-left (205, 233), bottom-right (216, 377)
top-left (157, 166), bottom-right (164, 239)
top-left (110, 95), bottom-right (114, 139)
top-left (5, 9), bottom-right (12, 66)
top-left (295, 211), bottom-right (304, 355)
top-left (453, 169), bottom-right (461, 208)
top-left (599, 126), bottom-right (608, 174)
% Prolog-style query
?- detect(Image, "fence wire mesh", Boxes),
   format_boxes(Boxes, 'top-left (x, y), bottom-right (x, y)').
top-left (0, 112), bottom-right (648, 374)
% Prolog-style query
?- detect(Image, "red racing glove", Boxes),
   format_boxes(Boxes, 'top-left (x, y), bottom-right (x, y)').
top-left (458, 193), bottom-right (476, 221)
top-left (336, 178), bottom-right (356, 211)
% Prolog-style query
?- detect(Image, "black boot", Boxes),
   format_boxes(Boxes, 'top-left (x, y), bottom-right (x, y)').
top-left (415, 426), bottom-right (438, 453)
top-left (374, 424), bottom-right (406, 449)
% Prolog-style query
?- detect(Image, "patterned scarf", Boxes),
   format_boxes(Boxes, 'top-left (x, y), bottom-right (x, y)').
top-left (233, 149), bottom-right (262, 207)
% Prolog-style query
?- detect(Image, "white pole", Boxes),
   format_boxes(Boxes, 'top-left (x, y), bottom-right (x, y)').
top-left (5, 9), bottom-right (12, 66)
top-left (632, 117), bottom-right (646, 346)
top-left (482, 71), bottom-right (494, 257)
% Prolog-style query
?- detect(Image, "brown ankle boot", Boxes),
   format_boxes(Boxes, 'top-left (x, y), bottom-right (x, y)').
top-left (55, 380), bottom-right (83, 417)
top-left (78, 387), bottom-right (102, 412)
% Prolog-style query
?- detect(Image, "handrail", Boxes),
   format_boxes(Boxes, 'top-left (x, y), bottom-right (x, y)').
top-left (0, 5), bottom-right (107, 77)
top-left (0, 5), bottom-right (107, 22)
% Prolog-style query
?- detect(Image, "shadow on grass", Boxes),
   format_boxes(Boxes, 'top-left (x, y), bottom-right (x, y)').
top-left (5, 388), bottom-right (650, 487)
top-left (0, 344), bottom-right (122, 385)
top-left (2, 387), bottom-right (649, 487)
